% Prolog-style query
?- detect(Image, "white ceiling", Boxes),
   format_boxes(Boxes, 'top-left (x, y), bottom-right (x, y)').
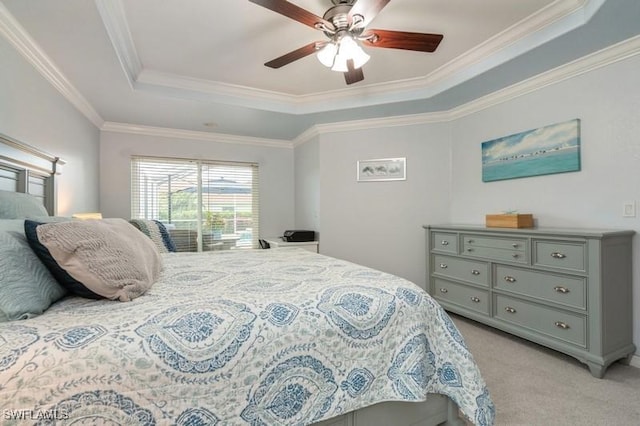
top-left (1, 0), bottom-right (610, 139)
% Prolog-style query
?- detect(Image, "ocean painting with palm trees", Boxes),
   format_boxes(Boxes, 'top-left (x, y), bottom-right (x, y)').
top-left (482, 119), bottom-right (581, 182)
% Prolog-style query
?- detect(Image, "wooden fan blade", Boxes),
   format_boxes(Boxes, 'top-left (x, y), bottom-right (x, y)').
top-left (249, 0), bottom-right (333, 30)
top-left (348, 0), bottom-right (390, 28)
top-left (362, 29), bottom-right (443, 52)
top-left (264, 42), bottom-right (319, 68)
top-left (344, 59), bottom-right (364, 85)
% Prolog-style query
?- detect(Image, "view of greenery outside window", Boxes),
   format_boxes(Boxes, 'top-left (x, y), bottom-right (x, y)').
top-left (131, 156), bottom-right (259, 251)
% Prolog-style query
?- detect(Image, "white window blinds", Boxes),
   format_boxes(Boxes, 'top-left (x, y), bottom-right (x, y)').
top-left (131, 156), bottom-right (259, 251)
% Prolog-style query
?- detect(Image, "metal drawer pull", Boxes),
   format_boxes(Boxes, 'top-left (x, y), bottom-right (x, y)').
top-left (504, 276), bottom-right (516, 283)
top-left (439, 263), bottom-right (448, 269)
top-left (555, 321), bottom-right (570, 330)
top-left (467, 239), bottom-right (474, 243)
top-left (550, 252), bottom-right (566, 259)
top-left (470, 296), bottom-right (481, 303)
top-left (504, 307), bottom-right (516, 314)
top-left (441, 240), bottom-right (449, 246)
top-left (554, 286), bottom-right (570, 294)
top-left (512, 243), bottom-right (519, 248)
top-left (467, 248), bottom-right (474, 252)
top-left (512, 254), bottom-right (519, 258)
top-left (439, 288), bottom-right (448, 293)
top-left (471, 269), bottom-right (480, 275)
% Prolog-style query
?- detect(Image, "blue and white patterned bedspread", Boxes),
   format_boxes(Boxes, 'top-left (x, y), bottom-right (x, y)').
top-left (0, 248), bottom-right (494, 425)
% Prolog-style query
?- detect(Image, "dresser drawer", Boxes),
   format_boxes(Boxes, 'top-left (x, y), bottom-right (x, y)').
top-left (494, 265), bottom-right (586, 310)
top-left (462, 234), bottom-right (527, 251)
top-left (433, 279), bottom-right (489, 315)
top-left (433, 255), bottom-right (489, 287)
top-left (462, 245), bottom-right (527, 264)
top-left (495, 295), bottom-right (586, 347)
top-left (533, 240), bottom-right (586, 272)
top-left (432, 232), bottom-right (457, 254)
top-left (461, 234), bottom-right (527, 263)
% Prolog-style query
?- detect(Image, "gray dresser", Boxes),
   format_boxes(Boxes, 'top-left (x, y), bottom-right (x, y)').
top-left (424, 224), bottom-right (636, 378)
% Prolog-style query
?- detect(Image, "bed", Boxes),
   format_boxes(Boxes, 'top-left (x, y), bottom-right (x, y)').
top-left (0, 134), bottom-right (495, 425)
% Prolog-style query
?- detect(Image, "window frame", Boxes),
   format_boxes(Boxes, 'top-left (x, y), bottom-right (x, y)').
top-left (131, 155), bottom-right (259, 251)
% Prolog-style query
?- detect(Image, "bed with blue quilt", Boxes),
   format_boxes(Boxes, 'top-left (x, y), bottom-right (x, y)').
top-left (0, 247), bottom-right (495, 425)
top-left (0, 134), bottom-right (494, 425)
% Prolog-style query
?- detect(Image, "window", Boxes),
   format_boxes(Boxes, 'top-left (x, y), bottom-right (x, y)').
top-left (131, 156), bottom-right (259, 251)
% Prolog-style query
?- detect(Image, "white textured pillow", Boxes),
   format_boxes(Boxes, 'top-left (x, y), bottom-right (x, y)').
top-left (34, 218), bottom-right (162, 301)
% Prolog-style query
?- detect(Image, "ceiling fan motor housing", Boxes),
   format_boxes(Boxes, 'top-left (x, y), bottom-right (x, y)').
top-left (330, 0), bottom-right (355, 5)
top-left (322, 3), bottom-right (364, 39)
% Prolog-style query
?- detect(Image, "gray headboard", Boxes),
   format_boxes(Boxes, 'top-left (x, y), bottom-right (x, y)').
top-left (0, 133), bottom-right (65, 215)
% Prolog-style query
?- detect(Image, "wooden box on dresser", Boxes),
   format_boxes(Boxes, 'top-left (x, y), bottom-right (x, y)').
top-left (424, 225), bottom-right (636, 378)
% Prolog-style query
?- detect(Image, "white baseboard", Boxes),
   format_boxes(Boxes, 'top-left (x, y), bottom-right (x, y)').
top-left (629, 354), bottom-right (640, 369)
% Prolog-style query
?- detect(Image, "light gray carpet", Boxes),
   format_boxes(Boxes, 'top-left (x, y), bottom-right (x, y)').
top-left (451, 314), bottom-right (640, 426)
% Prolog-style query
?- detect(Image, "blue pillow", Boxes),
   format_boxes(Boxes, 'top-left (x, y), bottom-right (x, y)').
top-left (0, 190), bottom-right (49, 219)
top-left (0, 220), bottom-right (67, 320)
top-left (24, 220), bottom-right (103, 299)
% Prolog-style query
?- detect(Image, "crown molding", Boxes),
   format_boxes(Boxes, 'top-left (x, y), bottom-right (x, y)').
top-left (101, 122), bottom-right (293, 149)
top-left (447, 32), bottom-right (640, 120)
top-left (415, 0), bottom-right (588, 93)
top-left (135, 69), bottom-right (298, 113)
top-left (95, 0), bottom-right (142, 89)
top-left (0, 1), bottom-right (104, 128)
top-left (107, 32), bottom-right (640, 148)
top-left (292, 110), bottom-right (452, 147)
top-left (293, 33), bottom-right (640, 146)
top-left (96, 0), bottom-right (603, 114)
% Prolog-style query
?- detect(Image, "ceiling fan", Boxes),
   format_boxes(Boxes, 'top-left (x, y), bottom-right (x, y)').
top-left (249, 0), bottom-right (443, 85)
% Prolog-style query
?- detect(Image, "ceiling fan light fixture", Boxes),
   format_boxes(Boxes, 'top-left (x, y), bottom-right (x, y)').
top-left (316, 42), bottom-right (338, 67)
top-left (330, 35), bottom-right (370, 72)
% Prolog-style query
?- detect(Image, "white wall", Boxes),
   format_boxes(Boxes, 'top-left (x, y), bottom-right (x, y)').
top-left (315, 124), bottom-right (452, 288)
top-left (450, 53), bottom-right (640, 350)
top-left (0, 37), bottom-right (99, 215)
top-left (294, 137), bottom-right (320, 235)
top-left (99, 131), bottom-right (295, 239)
top-left (450, 55), bottom-right (640, 227)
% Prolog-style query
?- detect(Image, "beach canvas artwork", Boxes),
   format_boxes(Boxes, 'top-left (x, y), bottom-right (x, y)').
top-left (482, 119), bottom-right (581, 182)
